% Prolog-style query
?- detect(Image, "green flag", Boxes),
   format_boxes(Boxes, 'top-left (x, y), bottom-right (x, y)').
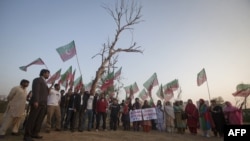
top-left (19, 58), bottom-right (45, 72)
top-left (156, 84), bottom-right (164, 100)
top-left (47, 69), bottom-right (61, 84)
top-left (114, 67), bottom-right (122, 79)
top-left (74, 75), bottom-right (83, 90)
top-left (59, 66), bottom-right (72, 87)
top-left (166, 79), bottom-right (179, 91)
top-left (197, 68), bottom-right (207, 86)
top-left (132, 82), bottom-right (139, 94)
top-left (56, 40), bottom-right (76, 62)
top-left (236, 84), bottom-right (250, 91)
top-left (139, 89), bottom-right (148, 100)
top-left (143, 72), bottom-right (159, 91)
top-left (232, 83), bottom-right (250, 97)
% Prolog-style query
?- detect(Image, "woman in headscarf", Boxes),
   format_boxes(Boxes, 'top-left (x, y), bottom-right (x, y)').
top-left (198, 99), bottom-right (214, 138)
top-left (141, 100), bottom-right (152, 132)
top-left (209, 99), bottom-right (226, 137)
top-left (132, 98), bottom-right (141, 131)
top-left (155, 100), bottom-right (164, 132)
top-left (164, 101), bottom-right (175, 133)
top-left (185, 99), bottom-right (199, 135)
top-left (173, 101), bottom-right (186, 134)
top-left (223, 101), bottom-right (243, 125)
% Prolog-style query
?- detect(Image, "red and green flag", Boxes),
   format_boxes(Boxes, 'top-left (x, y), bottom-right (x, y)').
top-left (100, 72), bottom-right (114, 91)
top-left (197, 68), bottom-right (207, 86)
top-left (143, 72), bottom-right (159, 91)
top-left (163, 83), bottom-right (172, 94)
top-left (69, 69), bottom-right (76, 88)
top-left (232, 83), bottom-right (250, 97)
top-left (138, 89), bottom-right (149, 101)
top-left (132, 82), bottom-right (139, 94)
top-left (124, 85), bottom-right (131, 94)
top-left (129, 86), bottom-right (134, 99)
top-left (166, 79), bottom-right (179, 91)
top-left (156, 84), bottom-right (164, 100)
top-left (74, 75), bottom-right (83, 91)
top-left (19, 58), bottom-right (46, 72)
top-left (56, 40), bottom-right (76, 62)
top-left (125, 82), bottom-right (139, 100)
top-left (47, 69), bottom-right (61, 84)
top-left (59, 66), bottom-right (72, 88)
top-left (114, 67), bottom-right (122, 79)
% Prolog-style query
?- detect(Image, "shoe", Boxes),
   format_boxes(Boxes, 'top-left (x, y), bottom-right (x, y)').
top-left (11, 132), bottom-right (20, 136)
top-left (23, 137), bottom-right (34, 141)
top-left (95, 129), bottom-right (98, 132)
top-left (31, 135), bottom-right (43, 139)
top-left (55, 129), bottom-right (61, 132)
top-left (45, 130), bottom-right (50, 133)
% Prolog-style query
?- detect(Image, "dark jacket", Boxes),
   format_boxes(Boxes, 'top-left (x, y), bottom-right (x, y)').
top-left (30, 77), bottom-right (49, 105)
top-left (82, 91), bottom-right (97, 111)
top-left (110, 103), bottom-right (120, 116)
top-left (60, 93), bottom-right (71, 109)
top-left (67, 92), bottom-right (81, 111)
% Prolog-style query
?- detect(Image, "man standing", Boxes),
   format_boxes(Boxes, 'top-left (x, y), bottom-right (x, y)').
top-left (60, 88), bottom-right (72, 128)
top-left (23, 69), bottom-right (50, 141)
top-left (95, 93), bottom-right (108, 131)
top-left (109, 99), bottom-right (120, 131)
top-left (45, 83), bottom-right (61, 133)
top-left (63, 88), bottom-right (81, 132)
top-left (0, 79), bottom-right (29, 138)
top-left (79, 90), bottom-right (97, 132)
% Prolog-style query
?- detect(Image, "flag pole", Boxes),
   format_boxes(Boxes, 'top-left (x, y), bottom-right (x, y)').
top-left (75, 53), bottom-right (82, 76)
top-left (206, 80), bottom-right (211, 101)
top-left (74, 45), bottom-right (83, 83)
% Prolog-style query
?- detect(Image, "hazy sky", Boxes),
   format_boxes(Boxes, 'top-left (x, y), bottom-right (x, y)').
top-left (0, 0), bottom-right (249, 105)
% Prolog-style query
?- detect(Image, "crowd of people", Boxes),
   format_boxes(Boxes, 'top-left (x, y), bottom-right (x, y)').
top-left (0, 69), bottom-right (245, 141)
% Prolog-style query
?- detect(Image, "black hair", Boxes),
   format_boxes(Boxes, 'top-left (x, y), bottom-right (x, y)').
top-left (39, 69), bottom-right (50, 76)
top-left (54, 83), bottom-right (60, 88)
top-left (20, 79), bottom-right (29, 85)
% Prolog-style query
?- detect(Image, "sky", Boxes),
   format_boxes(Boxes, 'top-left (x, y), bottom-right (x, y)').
top-left (0, 0), bottom-right (250, 106)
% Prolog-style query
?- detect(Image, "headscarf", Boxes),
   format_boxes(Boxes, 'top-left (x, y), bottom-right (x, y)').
top-left (164, 102), bottom-right (175, 119)
top-left (223, 101), bottom-right (243, 125)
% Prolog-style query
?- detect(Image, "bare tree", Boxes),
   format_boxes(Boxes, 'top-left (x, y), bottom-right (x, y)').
top-left (90, 0), bottom-right (144, 95)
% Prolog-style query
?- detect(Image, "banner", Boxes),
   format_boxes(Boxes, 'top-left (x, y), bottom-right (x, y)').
top-left (129, 109), bottom-right (142, 122)
top-left (141, 108), bottom-right (157, 120)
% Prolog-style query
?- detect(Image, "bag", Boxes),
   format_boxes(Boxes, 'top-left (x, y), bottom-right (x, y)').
top-left (181, 112), bottom-right (188, 120)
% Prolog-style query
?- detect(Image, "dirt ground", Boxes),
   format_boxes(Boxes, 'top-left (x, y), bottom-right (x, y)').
top-left (0, 114), bottom-right (223, 141)
top-left (2, 127), bottom-right (223, 141)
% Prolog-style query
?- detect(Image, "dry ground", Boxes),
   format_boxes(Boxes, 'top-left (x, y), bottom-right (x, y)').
top-left (0, 113), bottom-right (223, 141)
top-left (2, 128), bottom-right (223, 141)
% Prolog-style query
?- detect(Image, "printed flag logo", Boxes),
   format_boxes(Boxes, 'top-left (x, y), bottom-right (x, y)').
top-left (56, 40), bottom-right (76, 62)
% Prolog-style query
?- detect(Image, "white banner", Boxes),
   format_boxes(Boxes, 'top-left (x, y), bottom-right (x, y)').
top-left (129, 109), bottom-right (142, 122)
top-left (142, 108), bottom-right (157, 120)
